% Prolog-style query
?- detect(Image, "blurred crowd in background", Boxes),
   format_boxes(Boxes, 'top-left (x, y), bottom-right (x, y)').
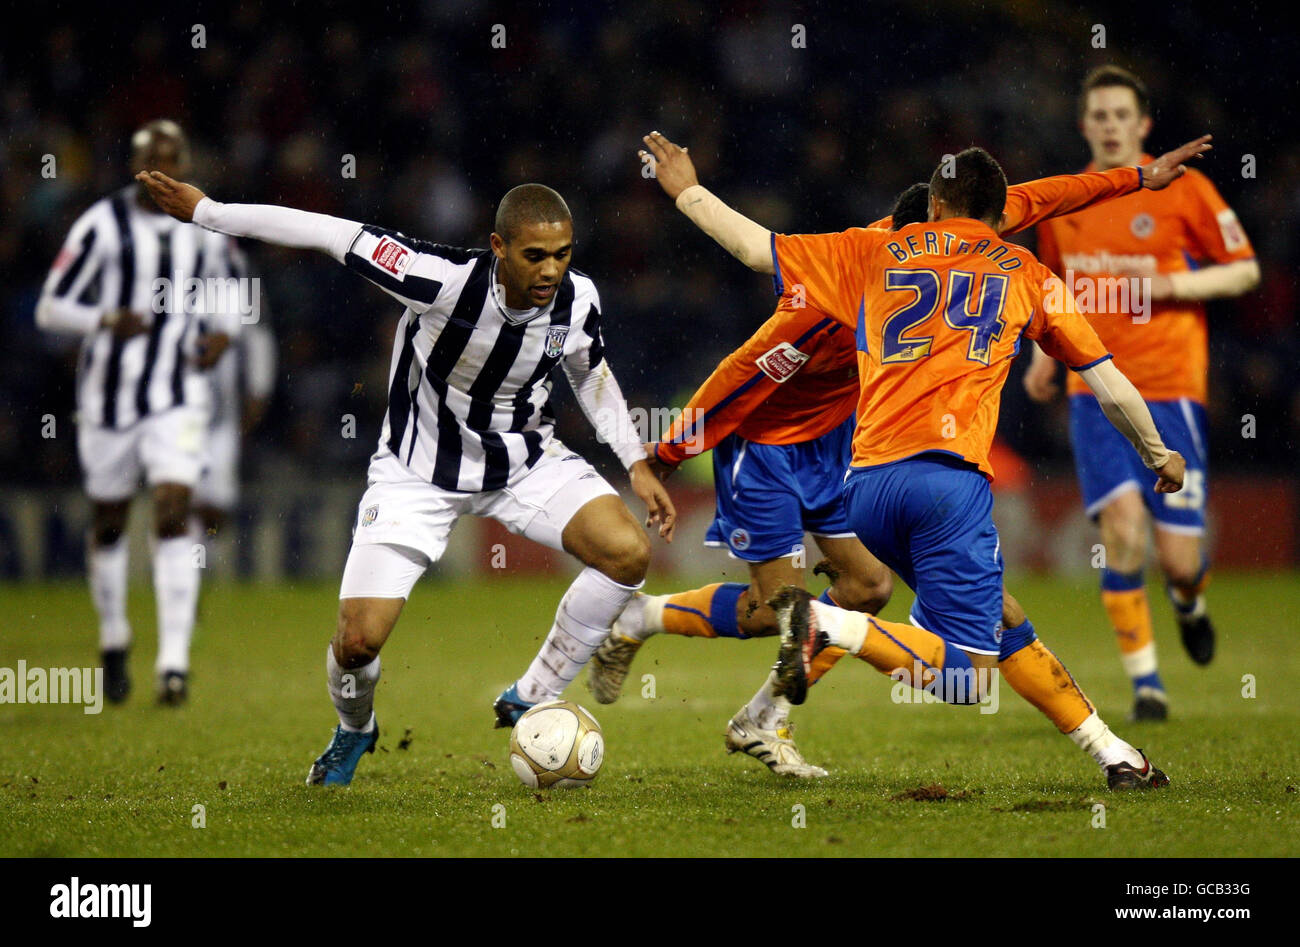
top-left (3, 1), bottom-right (1297, 490)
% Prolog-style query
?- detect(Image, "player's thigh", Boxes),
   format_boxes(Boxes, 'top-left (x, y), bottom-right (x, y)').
top-left (1152, 527), bottom-right (1205, 586)
top-left (1144, 398), bottom-right (1209, 542)
top-left (337, 542), bottom-right (431, 661)
top-left (813, 534), bottom-right (892, 612)
top-left (739, 555), bottom-right (805, 637)
top-left (1097, 488), bottom-right (1150, 566)
top-left (77, 420), bottom-right (143, 503)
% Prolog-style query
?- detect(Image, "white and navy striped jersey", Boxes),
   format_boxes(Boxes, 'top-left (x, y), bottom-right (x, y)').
top-left (343, 225), bottom-right (609, 492)
top-left (37, 186), bottom-right (247, 430)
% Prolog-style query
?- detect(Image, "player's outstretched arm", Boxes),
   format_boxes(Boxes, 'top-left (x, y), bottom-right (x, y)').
top-left (1142, 134), bottom-right (1213, 190)
top-left (136, 170), bottom-right (360, 263)
top-left (1077, 359), bottom-right (1185, 493)
top-left (639, 132), bottom-right (775, 274)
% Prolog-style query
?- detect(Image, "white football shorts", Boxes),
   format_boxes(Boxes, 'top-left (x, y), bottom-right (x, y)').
top-left (77, 405), bottom-right (207, 502)
top-left (338, 440), bottom-right (618, 600)
top-left (193, 420), bottom-right (240, 510)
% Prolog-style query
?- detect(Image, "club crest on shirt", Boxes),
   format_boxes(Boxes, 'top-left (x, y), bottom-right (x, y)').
top-left (756, 342), bottom-right (810, 383)
top-left (545, 325), bottom-right (569, 358)
top-left (371, 237), bottom-right (412, 279)
top-left (361, 505), bottom-right (379, 527)
top-left (1129, 213), bottom-right (1155, 239)
top-left (730, 528), bottom-right (751, 551)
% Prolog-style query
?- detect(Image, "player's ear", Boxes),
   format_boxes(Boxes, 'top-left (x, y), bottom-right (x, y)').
top-left (927, 194), bottom-right (940, 222)
top-left (998, 211), bottom-right (1007, 233)
top-left (1138, 114), bottom-right (1152, 140)
top-left (489, 232), bottom-right (506, 259)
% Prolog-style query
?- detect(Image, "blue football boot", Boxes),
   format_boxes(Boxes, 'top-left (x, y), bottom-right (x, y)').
top-left (306, 720), bottom-right (379, 786)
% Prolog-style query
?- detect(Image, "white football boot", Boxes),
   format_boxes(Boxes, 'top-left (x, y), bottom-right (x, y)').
top-left (725, 705), bottom-right (829, 778)
top-left (586, 594), bottom-right (650, 705)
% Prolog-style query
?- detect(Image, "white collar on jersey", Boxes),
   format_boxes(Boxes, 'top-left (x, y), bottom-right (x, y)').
top-left (489, 257), bottom-right (558, 325)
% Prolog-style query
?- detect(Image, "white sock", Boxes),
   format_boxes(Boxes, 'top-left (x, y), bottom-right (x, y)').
top-left (327, 645), bottom-right (380, 731)
top-left (153, 534), bottom-right (200, 673)
top-left (516, 567), bottom-right (641, 704)
top-left (617, 593), bottom-right (666, 642)
top-left (745, 671), bottom-right (792, 730)
top-left (89, 537), bottom-right (131, 651)
top-left (809, 599), bottom-right (868, 655)
top-left (1068, 712), bottom-right (1144, 768)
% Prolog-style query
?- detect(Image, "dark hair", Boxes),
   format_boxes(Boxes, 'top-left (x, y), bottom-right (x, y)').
top-left (890, 183), bottom-right (930, 230)
top-left (1080, 65), bottom-right (1150, 118)
top-left (927, 147), bottom-right (1007, 226)
top-left (494, 183), bottom-right (572, 243)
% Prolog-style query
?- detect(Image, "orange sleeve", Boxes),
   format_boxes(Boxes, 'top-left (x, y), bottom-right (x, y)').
top-left (1027, 264), bottom-right (1111, 370)
top-left (771, 229), bottom-right (876, 327)
top-left (1003, 168), bottom-right (1141, 234)
top-left (1181, 170), bottom-right (1256, 264)
top-left (655, 303), bottom-right (829, 466)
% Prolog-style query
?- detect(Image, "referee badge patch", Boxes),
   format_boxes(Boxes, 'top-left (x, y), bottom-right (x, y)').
top-left (545, 325), bottom-right (569, 358)
top-left (361, 505), bottom-right (379, 527)
top-left (371, 237), bottom-right (412, 280)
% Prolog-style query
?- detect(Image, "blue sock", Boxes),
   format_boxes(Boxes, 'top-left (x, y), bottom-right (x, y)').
top-left (1101, 568), bottom-right (1144, 593)
top-left (817, 589), bottom-right (838, 607)
top-left (997, 619), bottom-right (1037, 661)
top-left (934, 641), bottom-right (982, 705)
top-left (709, 583), bottom-right (749, 639)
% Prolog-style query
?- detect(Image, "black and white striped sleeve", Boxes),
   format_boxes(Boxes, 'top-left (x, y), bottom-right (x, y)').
top-left (342, 226), bottom-right (475, 315)
top-left (35, 204), bottom-right (110, 334)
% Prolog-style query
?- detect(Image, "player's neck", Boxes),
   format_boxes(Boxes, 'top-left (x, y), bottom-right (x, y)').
top-left (1092, 148), bottom-right (1143, 171)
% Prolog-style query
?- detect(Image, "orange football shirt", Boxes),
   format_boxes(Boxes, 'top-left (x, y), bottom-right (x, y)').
top-left (1037, 161), bottom-right (1255, 402)
top-left (658, 169), bottom-right (1140, 463)
top-left (772, 218), bottom-right (1108, 478)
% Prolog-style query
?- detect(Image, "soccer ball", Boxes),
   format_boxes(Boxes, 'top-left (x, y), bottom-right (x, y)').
top-left (509, 699), bottom-right (604, 788)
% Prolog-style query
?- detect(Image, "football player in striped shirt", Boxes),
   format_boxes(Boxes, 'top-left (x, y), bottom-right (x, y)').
top-left (592, 137), bottom-right (1211, 779)
top-left (640, 131), bottom-right (1191, 790)
top-left (37, 121), bottom-right (245, 705)
top-left (1026, 66), bottom-right (1259, 721)
top-left (136, 171), bottom-right (676, 786)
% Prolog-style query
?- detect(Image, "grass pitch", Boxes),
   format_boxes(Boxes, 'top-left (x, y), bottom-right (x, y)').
top-left (1, 572), bottom-right (1297, 857)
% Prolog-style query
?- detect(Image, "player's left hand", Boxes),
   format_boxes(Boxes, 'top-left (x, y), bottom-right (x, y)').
top-left (1154, 450), bottom-right (1186, 493)
top-left (194, 331), bottom-right (230, 369)
top-left (1142, 134), bottom-right (1212, 190)
top-left (642, 442), bottom-right (678, 482)
top-left (135, 170), bottom-right (206, 222)
top-left (629, 459), bottom-right (677, 542)
top-left (639, 131), bottom-right (699, 200)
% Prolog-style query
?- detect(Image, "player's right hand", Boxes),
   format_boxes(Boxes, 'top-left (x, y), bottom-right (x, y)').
top-left (1142, 135), bottom-right (1212, 190)
top-left (1154, 450), bottom-right (1186, 493)
top-left (102, 309), bottom-right (149, 339)
top-left (639, 131), bottom-right (699, 200)
top-left (135, 170), bottom-right (206, 222)
top-left (1022, 357), bottom-right (1059, 402)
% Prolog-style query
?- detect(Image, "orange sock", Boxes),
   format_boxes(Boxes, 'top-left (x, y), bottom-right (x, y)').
top-left (854, 616), bottom-right (947, 678)
top-left (1100, 571), bottom-right (1159, 684)
top-left (998, 640), bottom-right (1095, 733)
top-left (807, 646), bottom-right (846, 685)
top-left (660, 584), bottom-right (725, 637)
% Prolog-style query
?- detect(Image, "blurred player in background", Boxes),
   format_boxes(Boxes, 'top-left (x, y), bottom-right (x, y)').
top-left (35, 120), bottom-right (244, 706)
top-left (192, 317), bottom-right (277, 541)
top-left (1026, 66), bottom-right (1259, 721)
top-left (136, 171), bottom-right (676, 787)
top-left (643, 130), bottom-right (1193, 790)
top-left (597, 137), bottom-right (1210, 779)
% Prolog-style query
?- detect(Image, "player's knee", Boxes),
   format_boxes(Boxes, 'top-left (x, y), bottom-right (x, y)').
top-left (153, 489), bottom-right (191, 538)
top-left (592, 527), bottom-right (651, 586)
top-left (335, 607), bottom-right (384, 666)
top-left (92, 504), bottom-right (128, 547)
top-left (1161, 556), bottom-right (1202, 589)
top-left (833, 570), bottom-right (892, 614)
top-left (1101, 518), bottom-right (1146, 566)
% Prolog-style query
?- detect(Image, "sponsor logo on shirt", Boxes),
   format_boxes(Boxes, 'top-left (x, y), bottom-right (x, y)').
top-left (1216, 208), bottom-right (1247, 253)
top-left (755, 342), bottom-right (810, 383)
top-left (1130, 213), bottom-right (1155, 239)
top-left (1060, 250), bottom-right (1158, 275)
top-left (371, 237), bottom-right (412, 280)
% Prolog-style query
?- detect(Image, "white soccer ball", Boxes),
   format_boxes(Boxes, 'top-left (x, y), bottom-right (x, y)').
top-left (509, 699), bottom-right (604, 789)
